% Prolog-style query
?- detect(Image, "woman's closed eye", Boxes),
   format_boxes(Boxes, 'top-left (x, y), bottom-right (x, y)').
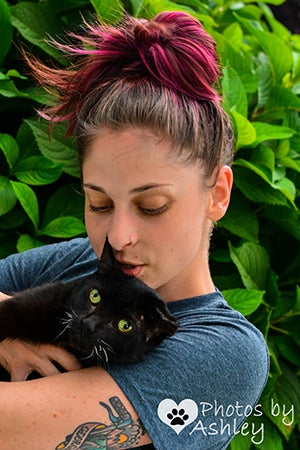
top-left (88, 203), bottom-right (168, 216)
top-left (138, 204), bottom-right (168, 215)
top-left (88, 204), bottom-right (113, 213)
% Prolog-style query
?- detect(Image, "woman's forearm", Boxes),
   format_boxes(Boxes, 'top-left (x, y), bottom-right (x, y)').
top-left (0, 367), bottom-right (150, 449)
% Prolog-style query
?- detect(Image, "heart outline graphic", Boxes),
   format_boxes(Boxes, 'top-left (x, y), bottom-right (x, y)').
top-left (157, 398), bottom-right (198, 435)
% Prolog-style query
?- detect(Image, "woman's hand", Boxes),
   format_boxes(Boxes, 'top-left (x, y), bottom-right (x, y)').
top-left (0, 292), bottom-right (11, 302)
top-left (0, 340), bottom-right (83, 381)
top-left (0, 291), bottom-right (82, 381)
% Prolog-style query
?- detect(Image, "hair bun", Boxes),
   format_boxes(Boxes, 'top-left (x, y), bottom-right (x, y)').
top-left (131, 12), bottom-right (220, 102)
top-left (133, 20), bottom-right (172, 47)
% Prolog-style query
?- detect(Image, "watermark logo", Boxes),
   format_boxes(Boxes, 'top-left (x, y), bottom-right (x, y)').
top-left (157, 398), bottom-right (295, 444)
top-left (157, 399), bottom-right (198, 434)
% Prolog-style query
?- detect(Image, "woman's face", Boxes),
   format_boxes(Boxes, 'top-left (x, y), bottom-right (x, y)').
top-left (83, 128), bottom-right (232, 301)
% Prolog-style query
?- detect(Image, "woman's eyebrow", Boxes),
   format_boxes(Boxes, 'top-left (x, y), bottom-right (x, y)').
top-left (83, 183), bottom-right (106, 193)
top-left (83, 183), bottom-right (173, 194)
top-left (129, 183), bottom-right (173, 194)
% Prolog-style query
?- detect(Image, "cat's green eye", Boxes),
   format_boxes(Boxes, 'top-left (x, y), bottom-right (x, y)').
top-left (117, 319), bottom-right (133, 333)
top-left (89, 289), bottom-right (101, 304)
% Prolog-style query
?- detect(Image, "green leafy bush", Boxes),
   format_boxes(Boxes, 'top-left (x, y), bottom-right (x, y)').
top-left (0, 0), bottom-right (299, 448)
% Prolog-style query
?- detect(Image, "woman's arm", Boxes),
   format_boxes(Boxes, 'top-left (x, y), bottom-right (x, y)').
top-left (0, 367), bottom-right (151, 449)
top-left (0, 291), bottom-right (151, 448)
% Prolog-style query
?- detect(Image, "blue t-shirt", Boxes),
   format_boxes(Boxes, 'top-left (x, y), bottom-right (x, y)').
top-left (0, 238), bottom-right (269, 449)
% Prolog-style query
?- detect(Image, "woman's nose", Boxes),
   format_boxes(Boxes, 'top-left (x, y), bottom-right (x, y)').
top-left (107, 209), bottom-right (138, 251)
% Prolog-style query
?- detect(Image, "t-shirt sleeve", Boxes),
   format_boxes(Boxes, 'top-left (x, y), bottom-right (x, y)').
top-left (0, 238), bottom-right (97, 293)
top-left (108, 295), bottom-right (269, 450)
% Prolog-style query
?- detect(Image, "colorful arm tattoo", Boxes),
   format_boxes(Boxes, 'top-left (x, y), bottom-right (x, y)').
top-left (55, 396), bottom-right (148, 449)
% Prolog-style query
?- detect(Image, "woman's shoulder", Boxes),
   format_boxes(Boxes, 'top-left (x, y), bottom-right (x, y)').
top-left (108, 291), bottom-right (269, 449)
top-left (0, 238), bottom-right (98, 292)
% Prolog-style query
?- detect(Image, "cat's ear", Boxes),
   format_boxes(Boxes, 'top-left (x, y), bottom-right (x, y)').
top-left (145, 300), bottom-right (178, 345)
top-left (98, 237), bottom-right (120, 275)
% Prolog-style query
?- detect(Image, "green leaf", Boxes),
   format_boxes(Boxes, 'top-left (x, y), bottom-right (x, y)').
top-left (0, 79), bottom-right (29, 98)
top-left (260, 205), bottom-right (300, 241)
top-left (91, 0), bottom-right (124, 23)
top-left (0, 0), bottom-right (13, 65)
top-left (14, 156), bottom-right (63, 185)
top-left (0, 208), bottom-right (26, 230)
top-left (260, 362), bottom-right (300, 439)
top-left (10, 181), bottom-right (39, 230)
top-left (265, 86), bottom-right (300, 113)
top-left (252, 122), bottom-right (294, 146)
top-left (271, 335), bottom-right (300, 367)
top-left (229, 431), bottom-right (252, 450)
top-left (229, 241), bottom-right (270, 290)
top-left (256, 52), bottom-right (273, 109)
top-left (272, 177), bottom-right (296, 204)
top-left (41, 216), bottom-right (85, 238)
top-left (218, 191), bottom-right (259, 241)
top-left (42, 184), bottom-right (84, 227)
top-left (222, 66), bottom-right (248, 117)
top-left (234, 160), bottom-right (296, 206)
top-left (223, 22), bottom-right (244, 52)
top-left (237, 15), bottom-right (293, 83)
top-left (0, 176), bottom-right (17, 216)
top-left (234, 158), bottom-right (271, 183)
top-left (278, 314), bottom-right (300, 346)
top-left (215, 31), bottom-right (257, 93)
top-left (222, 289), bottom-right (264, 316)
top-left (248, 415), bottom-right (284, 450)
top-left (234, 166), bottom-right (289, 206)
top-left (278, 156), bottom-right (300, 173)
top-left (0, 134), bottom-right (19, 169)
top-left (24, 119), bottom-right (80, 177)
top-left (231, 111), bottom-right (256, 149)
top-left (10, 2), bottom-right (64, 62)
top-left (16, 234), bottom-right (44, 253)
top-left (254, 146), bottom-right (276, 174)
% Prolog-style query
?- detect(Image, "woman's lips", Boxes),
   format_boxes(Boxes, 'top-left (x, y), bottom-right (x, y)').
top-left (119, 263), bottom-right (144, 277)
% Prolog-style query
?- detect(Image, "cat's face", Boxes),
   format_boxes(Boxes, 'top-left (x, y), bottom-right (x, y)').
top-left (62, 240), bottom-right (178, 365)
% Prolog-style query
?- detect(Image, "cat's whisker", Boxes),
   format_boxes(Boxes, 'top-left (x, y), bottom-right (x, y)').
top-left (98, 338), bottom-right (113, 353)
top-left (96, 338), bottom-right (114, 364)
top-left (79, 348), bottom-right (96, 361)
top-left (55, 322), bottom-right (71, 341)
top-left (69, 306), bottom-right (79, 320)
top-left (59, 316), bottom-right (72, 326)
top-left (94, 345), bottom-right (103, 362)
top-left (100, 345), bottom-right (108, 364)
top-left (65, 311), bottom-right (73, 320)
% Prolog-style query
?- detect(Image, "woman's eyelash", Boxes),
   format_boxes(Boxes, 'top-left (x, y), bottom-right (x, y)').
top-left (88, 204), bottom-right (112, 213)
top-left (139, 205), bottom-right (168, 215)
top-left (88, 203), bottom-right (168, 215)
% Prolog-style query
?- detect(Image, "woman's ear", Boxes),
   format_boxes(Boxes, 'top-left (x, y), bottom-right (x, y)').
top-left (207, 165), bottom-right (233, 221)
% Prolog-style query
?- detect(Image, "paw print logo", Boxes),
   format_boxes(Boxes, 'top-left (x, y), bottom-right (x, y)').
top-left (158, 399), bottom-right (198, 435)
top-left (167, 408), bottom-right (189, 426)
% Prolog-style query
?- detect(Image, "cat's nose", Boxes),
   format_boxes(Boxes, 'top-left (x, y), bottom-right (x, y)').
top-left (82, 315), bottom-right (99, 333)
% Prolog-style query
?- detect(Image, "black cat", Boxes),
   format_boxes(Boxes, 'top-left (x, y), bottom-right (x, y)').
top-left (0, 239), bottom-right (178, 369)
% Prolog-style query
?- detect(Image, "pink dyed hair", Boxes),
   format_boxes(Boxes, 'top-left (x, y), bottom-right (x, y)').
top-left (27, 11), bottom-right (233, 179)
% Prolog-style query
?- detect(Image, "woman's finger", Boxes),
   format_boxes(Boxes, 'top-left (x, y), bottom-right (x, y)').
top-left (39, 344), bottom-right (83, 373)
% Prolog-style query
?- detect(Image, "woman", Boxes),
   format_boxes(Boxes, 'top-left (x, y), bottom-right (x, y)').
top-left (0, 11), bottom-right (269, 449)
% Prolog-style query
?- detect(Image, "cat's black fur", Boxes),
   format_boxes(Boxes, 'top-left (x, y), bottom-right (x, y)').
top-left (0, 239), bottom-right (178, 369)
